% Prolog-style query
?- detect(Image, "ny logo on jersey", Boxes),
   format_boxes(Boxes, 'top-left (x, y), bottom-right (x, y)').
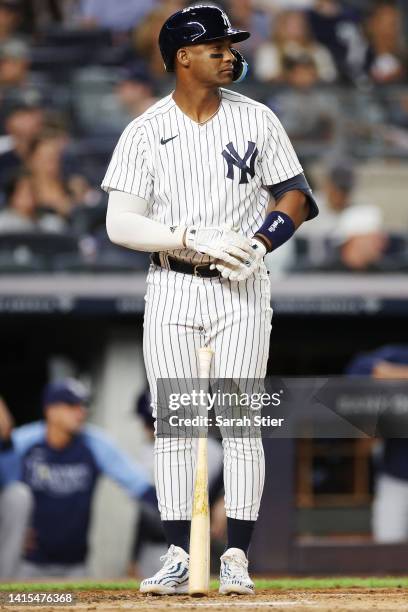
top-left (222, 141), bottom-right (259, 184)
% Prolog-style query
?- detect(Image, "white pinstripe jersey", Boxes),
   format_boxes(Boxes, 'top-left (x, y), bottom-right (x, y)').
top-left (101, 88), bottom-right (303, 264)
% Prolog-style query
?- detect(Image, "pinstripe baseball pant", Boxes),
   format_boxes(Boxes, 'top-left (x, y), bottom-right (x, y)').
top-left (143, 262), bottom-right (272, 521)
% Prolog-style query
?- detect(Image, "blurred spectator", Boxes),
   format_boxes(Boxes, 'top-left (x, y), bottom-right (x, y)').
top-left (307, 0), bottom-right (367, 82)
top-left (0, 170), bottom-right (65, 233)
top-left (0, 38), bottom-right (49, 105)
top-left (347, 346), bottom-right (408, 543)
top-left (267, 0), bottom-right (314, 8)
top-left (383, 90), bottom-right (408, 130)
top-left (300, 161), bottom-right (359, 235)
top-left (0, 0), bottom-right (23, 44)
top-left (268, 55), bottom-right (340, 143)
top-left (255, 9), bottom-right (337, 83)
top-left (78, 0), bottom-right (157, 34)
top-left (346, 0), bottom-right (375, 11)
top-left (0, 379), bottom-right (156, 578)
top-left (0, 396), bottom-right (33, 579)
top-left (0, 98), bottom-right (44, 197)
top-left (0, 37), bottom-right (28, 88)
top-left (338, 207), bottom-right (387, 271)
top-left (18, 1), bottom-right (82, 34)
top-left (26, 126), bottom-right (103, 232)
top-left (116, 67), bottom-right (156, 117)
top-left (133, 1), bottom-right (185, 79)
top-left (28, 130), bottom-right (74, 219)
top-left (113, 65), bottom-right (158, 127)
top-left (298, 160), bottom-right (388, 270)
top-left (66, 171), bottom-right (100, 208)
top-left (364, 1), bottom-right (407, 85)
top-left (223, 0), bottom-right (271, 61)
top-left (70, 62), bottom-right (159, 136)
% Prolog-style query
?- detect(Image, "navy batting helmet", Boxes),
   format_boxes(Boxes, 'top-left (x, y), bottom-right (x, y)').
top-left (159, 5), bottom-right (250, 81)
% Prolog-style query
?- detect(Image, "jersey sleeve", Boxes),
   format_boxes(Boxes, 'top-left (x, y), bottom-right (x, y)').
top-left (0, 422), bottom-right (45, 485)
top-left (10, 421), bottom-right (46, 456)
top-left (101, 121), bottom-right (153, 200)
top-left (260, 110), bottom-right (303, 186)
top-left (0, 450), bottom-right (21, 486)
top-left (83, 425), bottom-right (150, 498)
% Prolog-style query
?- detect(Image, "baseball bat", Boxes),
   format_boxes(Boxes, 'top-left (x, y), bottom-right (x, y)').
top-left (189, 346), bottom-right (214, 597)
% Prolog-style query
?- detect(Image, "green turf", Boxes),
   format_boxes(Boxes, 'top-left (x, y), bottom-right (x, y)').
top-left (1, 576), bottom-right (408, 592)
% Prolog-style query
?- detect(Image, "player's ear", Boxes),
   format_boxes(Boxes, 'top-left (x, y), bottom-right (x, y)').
top-left (176, 47), bottom-right (191, 68)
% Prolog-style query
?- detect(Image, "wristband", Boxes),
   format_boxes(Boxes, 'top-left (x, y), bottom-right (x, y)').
top-left (253, 211), bottom-right (295, 253)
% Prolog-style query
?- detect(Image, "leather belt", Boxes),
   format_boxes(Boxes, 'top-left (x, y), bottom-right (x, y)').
top-left (151, 252), bottom-right (221, 278)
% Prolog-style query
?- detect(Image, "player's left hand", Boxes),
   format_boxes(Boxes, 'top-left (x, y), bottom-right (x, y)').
top-left (211, 238), bottom-right (267, 281)
top-left (185, 225), bottom-right (255, 267)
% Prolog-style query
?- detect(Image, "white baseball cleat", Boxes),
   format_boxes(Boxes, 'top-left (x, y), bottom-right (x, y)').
top-left (219, 547), bottom-right (255, 595)
top-left (139, 545), bottom-right (189, 594)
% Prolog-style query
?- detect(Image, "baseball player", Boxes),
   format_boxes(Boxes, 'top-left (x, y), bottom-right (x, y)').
top-left (102, 5), bottom-right (318, 595)
top-left (0, 380), bottom-right (156, 578)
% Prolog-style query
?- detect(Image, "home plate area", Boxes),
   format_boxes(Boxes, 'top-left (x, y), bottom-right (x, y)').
top-left (3, 589), bottom-right (406, 612)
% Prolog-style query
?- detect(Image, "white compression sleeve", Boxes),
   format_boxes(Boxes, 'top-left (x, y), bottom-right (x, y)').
top-left (106, 190), bottom-right (185, 252)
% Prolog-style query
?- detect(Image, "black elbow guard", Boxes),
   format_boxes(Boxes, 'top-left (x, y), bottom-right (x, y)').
top-left (268, 173), bottom-right (319, 221)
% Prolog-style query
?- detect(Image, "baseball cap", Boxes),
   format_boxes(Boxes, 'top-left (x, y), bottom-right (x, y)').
top-left (327, 160), bottom-right (355, 192)
top-left (117, 64), bottom-right (153, 86)
top-left (3, 90), bottom-right (44, 119)
top-left (43, 378), bottom-right (90, 408)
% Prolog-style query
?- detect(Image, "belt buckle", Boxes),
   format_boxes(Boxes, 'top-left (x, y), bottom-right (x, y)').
top-left (193, 263), bottom-right (204, 277)
top-left (194, 263), bottom-right (213, 277)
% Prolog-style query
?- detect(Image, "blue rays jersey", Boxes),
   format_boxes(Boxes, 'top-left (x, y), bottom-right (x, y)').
top-left (5, 422), bottom-right (150, 564)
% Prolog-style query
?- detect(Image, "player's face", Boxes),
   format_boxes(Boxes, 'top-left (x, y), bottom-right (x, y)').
top-left (186, 39), bottom-right (235, 85)
top-left (46, 403), bottom-right (87, 434)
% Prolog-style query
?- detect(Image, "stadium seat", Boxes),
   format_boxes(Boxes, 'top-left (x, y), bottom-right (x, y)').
top-left (0, 232), bottom-right (79, 272)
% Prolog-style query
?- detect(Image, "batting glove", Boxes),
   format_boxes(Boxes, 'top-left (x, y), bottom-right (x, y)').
top-left (210, 239), bottom-right (267, 281)
top-left (185, 226), bottom-right (254, 268)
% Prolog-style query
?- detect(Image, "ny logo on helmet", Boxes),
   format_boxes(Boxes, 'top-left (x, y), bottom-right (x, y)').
top-left (222, 141), bottom-right (258, 184)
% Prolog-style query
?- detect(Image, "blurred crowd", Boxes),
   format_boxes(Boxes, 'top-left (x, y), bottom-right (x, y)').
top-left (0, 0), bottom-right (407, 272)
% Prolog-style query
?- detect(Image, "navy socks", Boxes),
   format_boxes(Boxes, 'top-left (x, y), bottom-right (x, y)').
top-left (226, 518), bottom-right (256, 555)
top-left (162, 520), bottom-right (190, 554)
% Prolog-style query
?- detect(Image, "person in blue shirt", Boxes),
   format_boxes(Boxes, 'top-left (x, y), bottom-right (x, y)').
top-left (0, 378), bottom-right (156, 578)
top-left (346, 345), bottom-right (408, 542)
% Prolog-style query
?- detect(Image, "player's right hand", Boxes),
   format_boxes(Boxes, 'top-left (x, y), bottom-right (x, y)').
top-left (0, 397), bottom-right (14, 440)
top-left (185, 225), bottom-right (254, 267)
